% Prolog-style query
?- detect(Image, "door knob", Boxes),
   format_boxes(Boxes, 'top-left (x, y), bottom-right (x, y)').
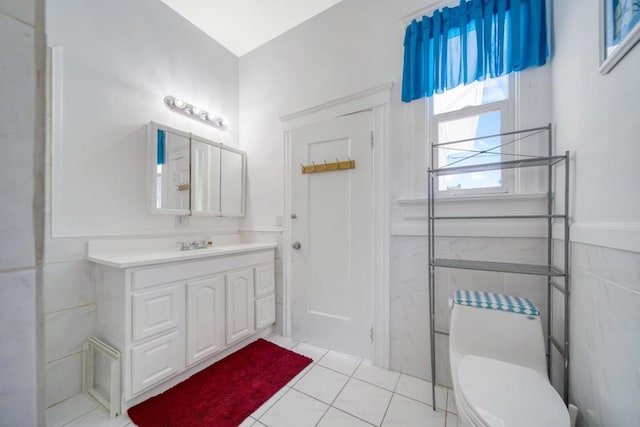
top-left (291, 242), bottom-right (301, 250)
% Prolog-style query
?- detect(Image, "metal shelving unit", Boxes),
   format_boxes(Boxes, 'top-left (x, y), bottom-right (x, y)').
top-left (427, 124), bottom-right (570, 407)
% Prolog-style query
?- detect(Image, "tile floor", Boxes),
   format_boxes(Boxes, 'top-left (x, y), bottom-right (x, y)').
top-left (46, 334), bottom-right (458, 427)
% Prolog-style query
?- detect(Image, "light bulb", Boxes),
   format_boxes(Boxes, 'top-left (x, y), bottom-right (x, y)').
top-left (163, 95), bottom-right (227, 131)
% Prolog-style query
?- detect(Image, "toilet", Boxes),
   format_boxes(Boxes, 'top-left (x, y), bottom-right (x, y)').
top-left (449, 290), bottom-right (570, 427)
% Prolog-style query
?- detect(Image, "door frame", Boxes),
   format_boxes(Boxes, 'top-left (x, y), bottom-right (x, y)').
top-left (280, 83), bottom-right (392, 368)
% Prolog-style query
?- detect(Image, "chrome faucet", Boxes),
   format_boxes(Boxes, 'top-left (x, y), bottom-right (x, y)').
top-left (178, 240), bottom-right (208, 251)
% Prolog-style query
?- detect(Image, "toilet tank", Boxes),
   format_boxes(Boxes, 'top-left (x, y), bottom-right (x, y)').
top-left (449, 303), bottom-right (547, 376)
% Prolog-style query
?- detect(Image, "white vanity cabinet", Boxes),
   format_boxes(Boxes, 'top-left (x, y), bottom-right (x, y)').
top-left (254, 263), bottom-right (276, 329)
top-left (90, 243), bottom-right (277, 406)
top-left (186, 275), bottom-right (225, 366)
top-left (225, 268), bottom-right (255, 345)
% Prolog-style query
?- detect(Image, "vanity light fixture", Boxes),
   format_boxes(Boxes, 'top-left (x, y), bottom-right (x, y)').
top-left (163, 96), bottom-right (228, 130)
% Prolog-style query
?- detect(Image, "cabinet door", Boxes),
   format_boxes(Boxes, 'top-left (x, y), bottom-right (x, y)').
top-left (132, 284), bottom-right (184, 341)
top-left (226, 269), bottom-right (255, 345)
top-left (254, 263), bottom-right (275, 298)
top-left (255, 294), bottom-right (276, 330)
top-left (186, 275), bottom-right (225, 366)
top-left (131, 330), bottom-right (184, 395)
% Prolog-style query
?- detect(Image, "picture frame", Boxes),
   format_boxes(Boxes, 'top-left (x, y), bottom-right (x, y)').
top-left (599, 0), bottom-right (640, 74)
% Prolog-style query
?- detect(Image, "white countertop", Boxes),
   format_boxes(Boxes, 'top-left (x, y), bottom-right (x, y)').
top-left (87, 242), bottom-right (278, 268)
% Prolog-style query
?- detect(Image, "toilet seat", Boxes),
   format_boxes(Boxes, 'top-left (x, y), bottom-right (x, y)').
top-left (457, 355), bottom-right (569, 427)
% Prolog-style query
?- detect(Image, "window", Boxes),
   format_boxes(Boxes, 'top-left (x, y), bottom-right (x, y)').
top-left (429, 75), bottom-right (512, 195)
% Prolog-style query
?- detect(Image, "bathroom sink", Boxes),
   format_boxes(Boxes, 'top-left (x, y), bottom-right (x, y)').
top-left (87, 242), bottom-right (278, 268)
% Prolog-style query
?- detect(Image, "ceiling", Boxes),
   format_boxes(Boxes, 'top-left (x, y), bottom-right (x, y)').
top-left (160, 0), bottom-right (345, 57)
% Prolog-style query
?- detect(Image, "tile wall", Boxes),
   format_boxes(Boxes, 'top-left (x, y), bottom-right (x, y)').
top-left (0, 1), bottom-right (46, 425)
top-left (390, 235), bottom-right (549, 387)
top-left (553, 240), bottom-right (640, 427)
top-left (42, 42), bottom-right (98, 406)
top-left (42, 235), bottom-right (95, 407)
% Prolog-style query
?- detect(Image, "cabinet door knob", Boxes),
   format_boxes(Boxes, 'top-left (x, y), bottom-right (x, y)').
top-left (291, 242), bottom-right (301, 250)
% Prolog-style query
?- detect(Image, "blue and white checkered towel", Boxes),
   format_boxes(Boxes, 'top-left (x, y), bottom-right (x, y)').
top-left (454, 290), bottom-right (540, 316)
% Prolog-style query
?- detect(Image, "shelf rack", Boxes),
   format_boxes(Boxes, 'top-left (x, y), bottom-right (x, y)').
top-left (427, 124), bottom-right (570, 407)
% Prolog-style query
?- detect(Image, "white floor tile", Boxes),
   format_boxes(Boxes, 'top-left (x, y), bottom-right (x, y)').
top-left (395, 374), bottom-right (447, 410)
top-left (64, 407), bottom-right (133, 427)
top-left (286, 363), bottom-right (313, 387)
top-left (291, 342), bottom-right (328, 362)
top-left (352, 360), bottom-right (400, 391)
top-left (446, 413), bottom-right (459, 426)
top-left (46, 394), bottom-right (98, 427)
top-left (293, 365), bottom-right (349, 404)
top-left (317, 407), bottom-right (373, 427)
top-left (264, 334), bottom-right (298, 349)
top-left (382, 394), bottom-right (446, 427)
top-left (239, 416), bottom-right (256, 426)
top-left (446, 390), bottom-right (458, 414)
top-left (250, 386), bottom-right (290, 419)
top-left (333, 378), bottom-right (393, 426)
top-left (259, 389), bottom-right (328, 427)
top-left (318, 351), bottom-right (362, 376)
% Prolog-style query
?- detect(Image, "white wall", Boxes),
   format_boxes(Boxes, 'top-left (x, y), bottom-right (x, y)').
top-left (239, 0), bottom-right (553, 391)
top-left (43, 0), bottom-right (243, 408)
top-left (47, 0), bottom-right (240, 237)
top-left (0, 0), bottom-right (46, 425)
top-left (239, 0), bottom-right (426, 228)
top-left (239, 0), bottom-right (552, 229)
top-left (552, 0), bottom-right (640, 229)
top-left (551, 1), bottom-right (640, 426)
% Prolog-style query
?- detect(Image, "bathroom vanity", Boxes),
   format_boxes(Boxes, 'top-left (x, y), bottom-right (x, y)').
top-left (88, 241), bottom-right (277, 407)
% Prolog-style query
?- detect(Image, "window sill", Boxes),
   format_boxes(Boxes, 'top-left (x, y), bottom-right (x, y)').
top-left (393, 193), bottom-right (550, 237)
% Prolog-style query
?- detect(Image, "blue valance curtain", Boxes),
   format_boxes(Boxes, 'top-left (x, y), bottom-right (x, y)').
top-left (402, 0), bottom-right (548, 102)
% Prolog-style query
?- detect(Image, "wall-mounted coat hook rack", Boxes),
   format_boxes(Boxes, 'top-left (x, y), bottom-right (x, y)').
top-left (301, 158), bottom-right (356, 174)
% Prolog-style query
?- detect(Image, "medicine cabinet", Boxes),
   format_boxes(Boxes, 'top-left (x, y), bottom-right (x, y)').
top-left (147, 122), bottom-right (246, 217)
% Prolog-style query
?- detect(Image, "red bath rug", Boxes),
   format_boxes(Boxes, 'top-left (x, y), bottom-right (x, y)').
top-left (128, 338), bottom-right (312, 427)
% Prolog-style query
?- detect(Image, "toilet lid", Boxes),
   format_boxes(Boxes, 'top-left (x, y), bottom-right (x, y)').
top-left (458, 355), bottom-right (569, 427)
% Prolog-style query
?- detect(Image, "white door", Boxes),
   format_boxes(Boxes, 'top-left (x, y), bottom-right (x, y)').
top-left (290, 111), bottom-right (373, 358)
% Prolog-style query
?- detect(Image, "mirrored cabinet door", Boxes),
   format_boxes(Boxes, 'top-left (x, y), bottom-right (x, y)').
top-left (191, 137), bottom-right (221, 215)
top-left (148, 122), bottom-right (246, 217)
top-left (151, 124), bottom-right (191, 214)
top-left (220, 147), bottom-right (246, 217)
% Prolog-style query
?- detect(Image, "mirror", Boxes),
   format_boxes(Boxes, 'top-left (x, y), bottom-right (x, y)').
top-left (147, 122), bottom-right (246, 217)
top-left (151, 124), bottom-right (191, 214)
top-left (220, 147), bottom-right (246, 216)
top-left (191, 136), bottom-right (221, 215)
